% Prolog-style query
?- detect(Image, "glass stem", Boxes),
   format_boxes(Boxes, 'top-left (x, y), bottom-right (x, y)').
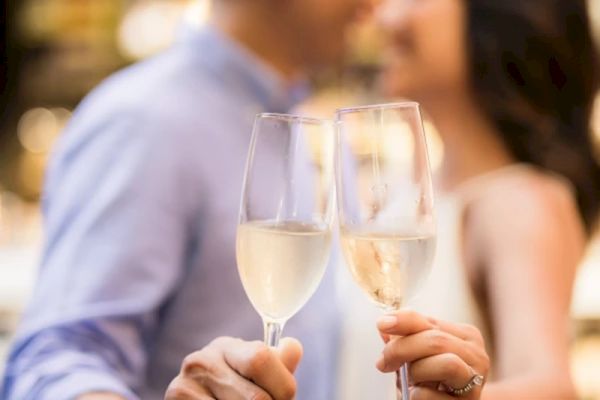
top-left (396, 362), bottom-right (410, 399)
top-left (263, 320), bottom-right (284, 348)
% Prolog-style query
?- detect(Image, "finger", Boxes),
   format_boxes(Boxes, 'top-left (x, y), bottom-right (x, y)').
top-left (165, 376), bottom-right (214, 400)
top-left (377, 329), bottom-right (478, 372)
top-left (223, 340), bottom-right (296, 400)
top-left (180, 343), bottom-right (272, 400)
top-left (411, 386), bottom-right (455, 400)
top-left (379, 330), bottom-right (391, 344)
top-left (410, 353), bottom-right (473, 388)
top-left (377, 310), bottom-right (436, 336)
top-left (427, 318), bottom-right (485, 345)
top-left (207, 363), bottom-right (273, 400)
top-left (277, 337), bottom-right (303, 373)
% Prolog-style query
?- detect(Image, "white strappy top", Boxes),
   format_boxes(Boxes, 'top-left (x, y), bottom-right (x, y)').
top-left (335, 163), bottom-right (573, 399)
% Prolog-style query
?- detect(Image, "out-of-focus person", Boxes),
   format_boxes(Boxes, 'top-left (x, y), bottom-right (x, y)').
top-left (340, 0), bottom-right (600, 399)
top-left (164, 0), bottom-right (600, 396)
top-left (0, 0), bottom-right (371, 399)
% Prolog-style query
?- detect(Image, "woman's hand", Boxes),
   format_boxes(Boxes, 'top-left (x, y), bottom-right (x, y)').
top-left (377, 310), bottom-right (490, 399)
top-left (165, 337), bottom-right (302, 400)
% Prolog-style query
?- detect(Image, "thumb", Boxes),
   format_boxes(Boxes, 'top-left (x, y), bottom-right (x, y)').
top-left (277, 337), bottom-right (303, 373)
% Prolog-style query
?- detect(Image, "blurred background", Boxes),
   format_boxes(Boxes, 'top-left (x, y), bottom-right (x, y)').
top-left (0, 0), bottom-right (599, 398)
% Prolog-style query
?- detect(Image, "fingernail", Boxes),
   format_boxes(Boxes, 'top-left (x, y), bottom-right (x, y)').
top-left (377, 315), bottom-right (397, 331)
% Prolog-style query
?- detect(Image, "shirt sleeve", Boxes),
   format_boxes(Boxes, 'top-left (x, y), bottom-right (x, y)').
top-left (1, 106), bottom-right (199, 400)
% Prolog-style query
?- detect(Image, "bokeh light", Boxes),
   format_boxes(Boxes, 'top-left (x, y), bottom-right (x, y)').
top-left (17, 108), bottom-right (71, 154)
top-left (118, 0), bottom-right (211, 60)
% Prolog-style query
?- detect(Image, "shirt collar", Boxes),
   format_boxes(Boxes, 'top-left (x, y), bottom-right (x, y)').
top-left (177, 24), bottom-right (310, 113)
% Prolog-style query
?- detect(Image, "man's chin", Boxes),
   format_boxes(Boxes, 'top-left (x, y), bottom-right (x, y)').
top-left (377, 69), bottom-right (417, 100)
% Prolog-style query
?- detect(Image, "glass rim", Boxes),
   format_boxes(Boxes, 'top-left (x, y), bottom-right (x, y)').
top-left (335, 101), bottom-right (420, 118)
top-left (257, 112), bottom-right (333, 125)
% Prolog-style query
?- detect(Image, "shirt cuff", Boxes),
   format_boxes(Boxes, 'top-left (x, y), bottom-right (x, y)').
top-left (42, 370), bottom-right (139, 400)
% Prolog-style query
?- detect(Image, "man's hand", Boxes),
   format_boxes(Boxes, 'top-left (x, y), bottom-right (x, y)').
top-left (165, 336), bottom-right (303, 400)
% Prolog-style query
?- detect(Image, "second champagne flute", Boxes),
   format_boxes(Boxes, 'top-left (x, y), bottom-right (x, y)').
top-left (335, 102), bottom-right (437, 399)
top-left (237, 113), bottom-right (336, 348)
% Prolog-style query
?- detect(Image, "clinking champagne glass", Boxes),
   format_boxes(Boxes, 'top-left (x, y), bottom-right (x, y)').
top-left (335, 102), bottom-right (437, 400)
top-left (237, 113), bottom-right (336, 348)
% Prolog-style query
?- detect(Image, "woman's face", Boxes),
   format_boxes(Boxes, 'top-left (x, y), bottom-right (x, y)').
top-left (377, 0), bottom-right (469, 99)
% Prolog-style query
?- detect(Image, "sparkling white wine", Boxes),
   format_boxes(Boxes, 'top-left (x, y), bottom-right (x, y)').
top-left (340, 230), bottom-right (435, 310)
top-left (236, 221), bottom-right (331, 321)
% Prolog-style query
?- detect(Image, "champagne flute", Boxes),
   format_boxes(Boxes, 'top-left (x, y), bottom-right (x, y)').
top-left (237, 113), bottom-right (336, 348)
top-left (335, 102), bottom-right (436, 399)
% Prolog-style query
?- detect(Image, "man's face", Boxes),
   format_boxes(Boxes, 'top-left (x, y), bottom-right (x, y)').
top-left (282, 0), bottom-right (372, 69)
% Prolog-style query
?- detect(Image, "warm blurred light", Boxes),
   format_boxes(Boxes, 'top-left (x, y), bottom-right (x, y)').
top-left (571, 335), bottom-right (600, 399)
top-left (17, 153), bottom-right (48, 200)
top-left (0, 191), bottom-right (25, 246)
top-left (572, 238), bottom-right (600, 319)
top-left (17, 108), bottom-right (71, 154)
top-left (184, 0), bottom-right (212, 29)
top-left (423, 121), bottom-right (444, 173)
top-left (18, 0), bottom-right (120, 45)
top-left (118, 0), bottom-right (211, 60)
top-left (16, 108), bottom-right (70, 198)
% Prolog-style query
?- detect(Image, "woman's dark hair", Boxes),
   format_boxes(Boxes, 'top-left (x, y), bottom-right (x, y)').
top-left (466, 0), bottom-right (600, 233)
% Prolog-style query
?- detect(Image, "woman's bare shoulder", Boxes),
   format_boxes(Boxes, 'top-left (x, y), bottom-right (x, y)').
top-left (464, 166), bottom-right (585, 264)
